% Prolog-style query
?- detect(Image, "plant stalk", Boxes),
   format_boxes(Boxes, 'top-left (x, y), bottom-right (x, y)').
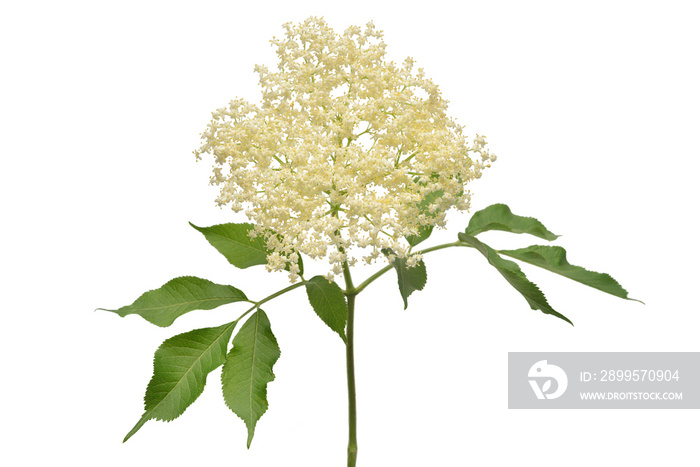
top-left (346, 292), bottom-right (358, 466)
top-left (342, 262), bottom-right (358, 467)
top-left (337, 240), bottom-right (472, 465)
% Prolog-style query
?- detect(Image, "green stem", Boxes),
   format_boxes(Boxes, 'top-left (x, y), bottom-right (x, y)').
top-left (336, 239), bottom-right (472, 465)
top-left (235, 281), bottom-right (307, 324)
top-left (353, 240), bottom-right (472, 294)
top-left (342, 261), bottom-right (358, 467)
top-left (254, 280), bottom-right (306, 308)
top-left (352, 264), bottom-right (391, 295)
top-left (418, 240), bottom-right (470, 255)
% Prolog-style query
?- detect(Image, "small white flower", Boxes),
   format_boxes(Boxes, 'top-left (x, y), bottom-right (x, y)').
top-left (405, 253), bottom-right (423, 268)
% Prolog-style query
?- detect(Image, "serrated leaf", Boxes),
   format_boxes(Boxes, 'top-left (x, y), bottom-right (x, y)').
top-left (123, 321), bottom-right (237, 442)
top-left (383, 249), bottom-right (427, 309)
top-left (190, 222), bottom-right (303, 275)
top-left (406, 224), bottom-right (434, 248)
top-left (405, 189), bottom-right (444, 247)
top-left (499, 245), bottom-right (640, 301)
top-left (464, 204), bottom-right (559, 240)
top-left (305, 276), bottom-right (348, 341)
top-left (221, 309), bottom-right (280, 448)
top-left (190, 222), bottom-right (270, 269)
top-left (98, 276), bottom-right (248, 327)
top-left (458, 233), bottom-right (572, 325)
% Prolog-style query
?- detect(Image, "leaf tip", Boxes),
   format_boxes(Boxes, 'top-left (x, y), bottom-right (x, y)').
top-left (123, 413), bottom-right (149, 443)
top-left (558, 313), bottom-right (574, 326)
top-left (95, 307), bottom-right (119, 315)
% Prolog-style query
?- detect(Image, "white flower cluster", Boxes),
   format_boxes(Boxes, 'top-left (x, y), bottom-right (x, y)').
top-left (195, 17), bottom-right (495, 282)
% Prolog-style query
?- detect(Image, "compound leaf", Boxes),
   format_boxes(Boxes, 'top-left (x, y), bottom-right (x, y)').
top-left (221, 309), bottom-right (280, 448)
top-left (384, 249), bottom-right (427, 309)
top-left (499, 245), bottom-right (640, 301)
top-left (190, 222), bottom-right (303, 275)
top-left (190, 222), bottom-right (269, 269)
top-left (458, 233), bottom-right (572, 324)
top-left (305, 276), bottom-right (348, 341)
top-left (406, 224), bottom-right (434, 249)
top-left (464, 204), bottom-right (559, 240)
top-left (98, 276), bottom-right (248, 327)
top-left (123, 321), bottom-right (237, 442)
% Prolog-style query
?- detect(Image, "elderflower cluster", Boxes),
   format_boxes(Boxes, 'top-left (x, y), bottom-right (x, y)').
top-left (195, 17), bottom-right (495, 282)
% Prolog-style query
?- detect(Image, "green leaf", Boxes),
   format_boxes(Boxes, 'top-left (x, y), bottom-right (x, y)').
top-left (190, 222), bottom-right (304, 275)
top-left (98, 276), bottom-right (248, 327)
top-left (305, 276), bottom-right (348, 341)
top-left (384, 249), bottom-right (427, 309)
top-left (221, 309), bottom-right (280, 448)
top-left (458, 233), bottom-right (572, 324)
top-left (190, 222), bottom-right (269, 269)
top-left (405, 189), bottom-right (444, 247)
top-left (123, 321), bottom-right (237, 442)
top-left (499, 245), bottom-right (641, 302)
top-left (464, 204), bottom-right (559, 240)
top-left (406, 224), bottom-right (434, 248)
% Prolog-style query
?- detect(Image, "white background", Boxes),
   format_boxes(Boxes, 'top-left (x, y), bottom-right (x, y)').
top-left (2, 1), bottom-right (699, 466)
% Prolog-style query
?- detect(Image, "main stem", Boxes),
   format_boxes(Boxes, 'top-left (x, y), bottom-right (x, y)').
top-left (333, 240), bottom-right (471, 465)
top-left (342, 261), bottom-right (358, 467)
